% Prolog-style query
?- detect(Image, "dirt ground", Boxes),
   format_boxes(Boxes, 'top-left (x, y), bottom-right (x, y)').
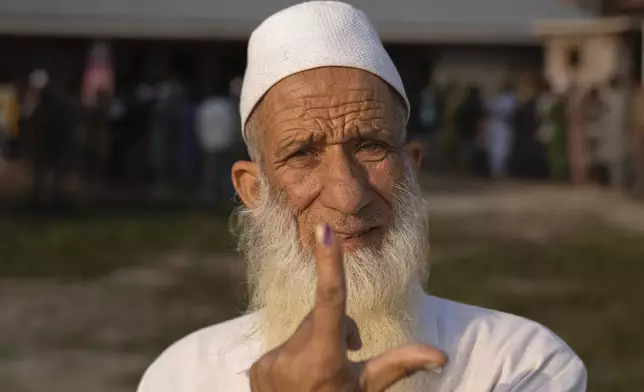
top-left (1, 178), bottom-right (643, 392)
top-left (0, 252), bottom-right (246, 392)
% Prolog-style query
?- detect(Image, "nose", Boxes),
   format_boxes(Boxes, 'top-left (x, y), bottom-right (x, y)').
top-left (319, 146), bottom-right (372, 215)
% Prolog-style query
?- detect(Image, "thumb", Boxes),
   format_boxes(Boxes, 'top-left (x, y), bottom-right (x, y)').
top-left (345, 316), bottom-right (362, 352)
top-left (360, 344), bottom-right (447, 392)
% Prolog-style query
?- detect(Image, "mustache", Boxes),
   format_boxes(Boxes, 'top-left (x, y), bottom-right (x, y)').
top-left (309, 209), bottom-right (388, 231)
top-left (261, 185), bottom-right (388, 234)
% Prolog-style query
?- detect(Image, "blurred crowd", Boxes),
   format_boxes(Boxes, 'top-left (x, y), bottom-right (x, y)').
top-left (412, 76), bottom-right (568, 181)
top-left (411, 73), bottom-right (644, 195)
top-left (0, 68), bottom-right (247, 207)
top-left (2, 54), bottom-right (644, 208)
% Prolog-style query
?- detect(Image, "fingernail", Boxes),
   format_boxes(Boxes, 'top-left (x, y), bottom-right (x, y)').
top-left (323, 225), bottom-right (332, 246)
top-left (425, 364), bottom-right (443, 375)
top-left (316, 224), bottom-right (332, 246)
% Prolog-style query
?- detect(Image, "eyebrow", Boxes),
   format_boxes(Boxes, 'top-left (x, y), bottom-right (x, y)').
top-left (361, 126), bottom-right (396, 140)
top-left (274, 125), bottom-right (398, 156)
top-left (274, 131), bottom-right (318, 156)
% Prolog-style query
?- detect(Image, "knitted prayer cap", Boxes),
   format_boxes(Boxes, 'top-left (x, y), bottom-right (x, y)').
top-left (239, 1), bottom-right (409, 141)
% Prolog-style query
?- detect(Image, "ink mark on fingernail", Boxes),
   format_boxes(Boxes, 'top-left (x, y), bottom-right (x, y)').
top-left (323, 224), bottom-right (332, 246)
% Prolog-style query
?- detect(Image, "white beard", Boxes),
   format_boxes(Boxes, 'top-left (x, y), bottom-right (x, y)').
top-left (233, 159), bottom-right (432, 391)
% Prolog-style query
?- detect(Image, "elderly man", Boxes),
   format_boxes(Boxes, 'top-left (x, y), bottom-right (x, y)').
top-left (138, 2), bottom-right (586, 392)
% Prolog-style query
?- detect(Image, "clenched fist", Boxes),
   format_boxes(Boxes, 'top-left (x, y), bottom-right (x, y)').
top-left (249, 224), bottom-right (447, 392)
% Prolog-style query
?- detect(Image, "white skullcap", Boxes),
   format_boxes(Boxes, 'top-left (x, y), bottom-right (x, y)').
top-left (240, 1), bottom-right (409, 141)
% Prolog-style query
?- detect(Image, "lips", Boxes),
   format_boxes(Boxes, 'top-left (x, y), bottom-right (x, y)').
top-left (334, 226), bottom-right (379, 240)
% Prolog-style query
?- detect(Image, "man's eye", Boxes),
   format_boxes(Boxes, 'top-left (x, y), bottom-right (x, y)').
top-left (356, 142), bottom-right (389, 161)
top-left (286, 148), bottom-right (318, 167)
top-left (358, 142), bottom-right (386, 151)
top-left (291, 148), bottom-right (315, 158)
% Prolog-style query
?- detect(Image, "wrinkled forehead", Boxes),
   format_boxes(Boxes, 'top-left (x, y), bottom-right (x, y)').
top-left (257, 67), bottom-right (405, 132)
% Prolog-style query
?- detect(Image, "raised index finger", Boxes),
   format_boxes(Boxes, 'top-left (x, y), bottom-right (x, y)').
top-left (313, 223), bottom-right (347, 342)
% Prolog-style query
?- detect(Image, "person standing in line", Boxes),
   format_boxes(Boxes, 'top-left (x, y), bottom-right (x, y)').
top-left (0, 84), bottom-right (20, 165)
top-left (602, 77), bottom-right (629, 189)
top-left (175, 85), bottom-right (199, 191)
top-left (124, 80), bottom-right (156, 191)
top-left (547, 92), bottom-right (569, 181)
top-left (149, 78), bottom-right (182, 195)
top-left (510, 77), bottom-right (548, 179)
top-left (84, 89), bottom-right (113, 190)
top-left (196, 86), bottom-right (236, 203)
top-left (438, 81), bottom-right (461, 172)
top-left (630, 83), bottom-right (644, 197)
top-left (0, 105), bottom-right (6, 174)
top-left (535, 81), bottom-right (566, 181)
top-left (582, 87), bottom-right (610, 185)
top-left (485, 82), bottom-right (516, 179)
top-left (455, 84), bottom-right (486, 175)
top-left (566, 84), bottom-right (590, 185)
top-left (228, 77), bottom-right (248, 163)
top-left (29, 83), bottom-right (77, 207)
top-left (20, 70), bottom-right (48, 162)
top-left (417, 78), bottom-right (442, 172)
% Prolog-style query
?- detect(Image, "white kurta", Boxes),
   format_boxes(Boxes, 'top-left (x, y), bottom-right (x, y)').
top-left (138, 294), bottom-right (586, 392)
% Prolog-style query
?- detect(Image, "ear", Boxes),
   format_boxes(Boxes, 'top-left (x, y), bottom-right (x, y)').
top-left (404, 141), bottom-right (423, 172)
top-left (232, 160), bottom-right (261, 208)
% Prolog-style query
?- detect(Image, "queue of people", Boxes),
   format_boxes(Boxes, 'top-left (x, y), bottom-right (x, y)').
top-left (4, 66), bottom-right (644, 206)
top-left (2, 69), bottom-right (246, 207)
top-left (413, 77), bottom-right (567, 181)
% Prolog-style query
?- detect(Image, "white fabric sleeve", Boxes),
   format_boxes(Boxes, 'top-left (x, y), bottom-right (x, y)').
top-left (507, 355), bottom-right (587, 392)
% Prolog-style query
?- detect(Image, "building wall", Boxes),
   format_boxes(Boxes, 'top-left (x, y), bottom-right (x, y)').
top-left (544, 35), bottom-right (629, 92)
top-left (0, 0), bottom-right (597, 42)
top-left (432, 46), bottom-right (542, 97)
top-left (603, 0), bottom-right (644, 14)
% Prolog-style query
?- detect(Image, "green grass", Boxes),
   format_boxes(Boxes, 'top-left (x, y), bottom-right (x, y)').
top-left (0, 211), bottom-right (235, 279)
top-left (1, 212), bottom-right (643, 391)
top-left (428, 217), bottom-right (644, 392)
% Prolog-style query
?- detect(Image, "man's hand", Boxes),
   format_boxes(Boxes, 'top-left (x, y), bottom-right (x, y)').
top-left (249, 224), bottom-right (447, 392)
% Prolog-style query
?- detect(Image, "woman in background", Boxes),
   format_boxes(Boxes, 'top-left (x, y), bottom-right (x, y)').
top-left (547, 92), bottom-right (569, 181)
top-left (455, 84), bottom-right (486, 176)
top-left (486, 82), bottom-right (516, 179)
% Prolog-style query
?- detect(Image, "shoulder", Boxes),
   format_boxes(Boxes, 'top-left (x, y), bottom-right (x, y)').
top-left (431, 296), bottom-right (571, 352)
top-left (137, 313), bottom-right (261, 392)
top-left (425, 296), bottom-right (586, 390)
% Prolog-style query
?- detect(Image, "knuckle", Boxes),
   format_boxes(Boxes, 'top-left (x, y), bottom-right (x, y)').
top-left (310, 357), bottom-right (344, 381)
top-left (273, 350), bottom-right (294, 370)
top-left (256, 350), bottom-right (281, 374)
top-left (316, 284), bottom-right (344, 306)
top-left (400, 363), bottom-right (416, 378)
top-left (254, 357), bottom-right (272, 374)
